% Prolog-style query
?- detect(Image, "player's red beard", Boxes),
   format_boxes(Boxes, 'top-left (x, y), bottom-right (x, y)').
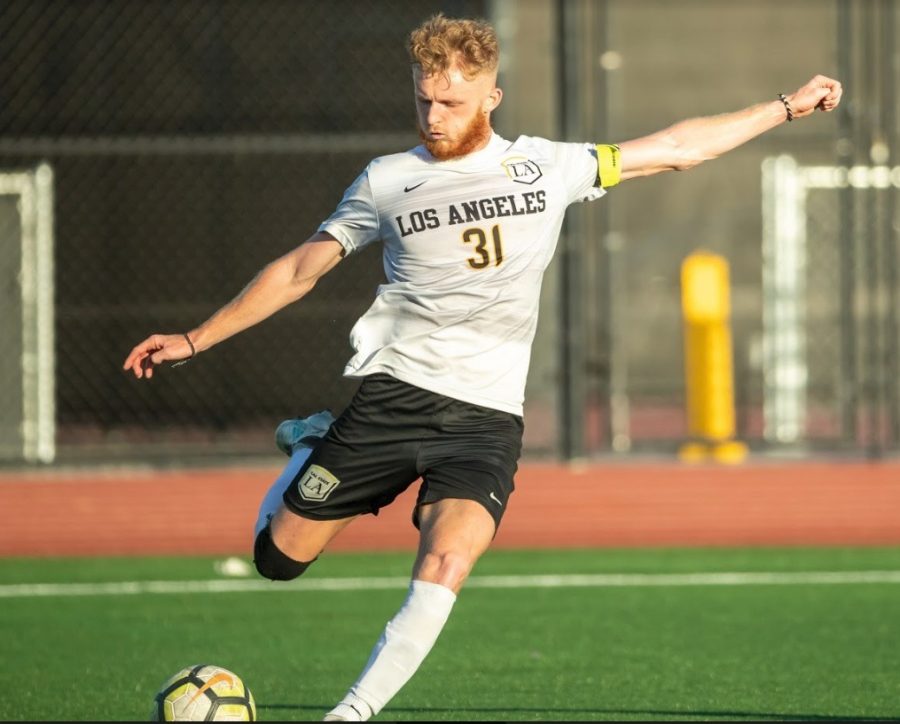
top-left (419, 110), bottom-right (492, 161)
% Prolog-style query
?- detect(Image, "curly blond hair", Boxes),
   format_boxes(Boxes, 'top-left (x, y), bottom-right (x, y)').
top-left (408, 13), bottom-right (499, 79)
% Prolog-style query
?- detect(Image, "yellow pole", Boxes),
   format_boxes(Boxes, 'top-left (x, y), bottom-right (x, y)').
top-left (678, 251), bottom-right (748, 464)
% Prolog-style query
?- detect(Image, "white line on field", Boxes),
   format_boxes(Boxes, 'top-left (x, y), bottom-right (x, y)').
top-left (2, 570), bottom-right (900, 598)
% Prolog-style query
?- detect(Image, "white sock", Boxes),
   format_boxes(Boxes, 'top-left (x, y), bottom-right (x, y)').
top-left (253, 447), bottom-right (313, 537)
top-left (325, 580), bottom-right (457, 721)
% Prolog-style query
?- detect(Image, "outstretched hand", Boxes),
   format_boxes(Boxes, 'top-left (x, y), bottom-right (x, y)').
top-left (787, 75), bottom-right (843, 118)
top-left (123, 333), bottom-right (195, 379)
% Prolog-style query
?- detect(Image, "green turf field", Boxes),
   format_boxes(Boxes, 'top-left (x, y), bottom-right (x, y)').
top-left (2, 547), bottom-right (900, 721)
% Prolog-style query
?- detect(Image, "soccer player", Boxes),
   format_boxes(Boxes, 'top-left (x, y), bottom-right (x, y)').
top-left (123, 13), bottom-right (842, 721)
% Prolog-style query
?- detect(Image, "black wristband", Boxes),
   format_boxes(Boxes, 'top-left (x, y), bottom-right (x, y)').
top-left (778, 93), bottom-right (794, 122)
top-left (171, 333), bottom-right (196, 368)
top-left (183, 332), bottom-right (196, 358)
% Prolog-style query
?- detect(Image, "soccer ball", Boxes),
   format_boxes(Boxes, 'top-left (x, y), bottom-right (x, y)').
top-left (152, 664), bottom-right (256, 721)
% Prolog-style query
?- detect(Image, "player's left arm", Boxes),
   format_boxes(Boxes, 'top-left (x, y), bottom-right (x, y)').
top-left (616, 75), bottom-right (842, 181)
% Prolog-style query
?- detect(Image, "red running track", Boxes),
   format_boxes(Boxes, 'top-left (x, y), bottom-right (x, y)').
top-left (1, 461), bottom-right (899, 557)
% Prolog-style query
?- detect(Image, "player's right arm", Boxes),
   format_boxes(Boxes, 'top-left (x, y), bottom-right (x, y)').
top-left (123, 232), bottom-right (344, 379)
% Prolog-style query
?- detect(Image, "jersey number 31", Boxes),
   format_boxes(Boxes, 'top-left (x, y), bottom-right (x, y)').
top-left (463, 225), bottom-right (504, 269)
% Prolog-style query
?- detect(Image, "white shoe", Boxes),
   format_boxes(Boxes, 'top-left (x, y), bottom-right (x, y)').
top-left (274, 410), bottom-right (335, 456)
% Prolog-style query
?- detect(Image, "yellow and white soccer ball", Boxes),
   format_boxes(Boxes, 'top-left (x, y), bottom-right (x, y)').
top-left (152, 664), bottom-right (256, 721)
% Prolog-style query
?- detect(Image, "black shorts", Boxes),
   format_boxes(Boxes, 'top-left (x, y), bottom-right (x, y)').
top-left (282, 373), bottom-right (523, 531)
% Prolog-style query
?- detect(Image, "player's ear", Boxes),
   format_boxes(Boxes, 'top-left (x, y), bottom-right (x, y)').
top-left (483, 87), bottom-right (503, 114)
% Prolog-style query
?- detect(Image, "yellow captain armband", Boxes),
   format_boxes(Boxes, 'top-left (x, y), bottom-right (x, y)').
top-left (595, 143), bottom-right (621, 188)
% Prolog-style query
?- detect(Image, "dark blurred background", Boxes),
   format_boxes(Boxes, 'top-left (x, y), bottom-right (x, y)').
top-left (1, 0), bottom-right (897, 466)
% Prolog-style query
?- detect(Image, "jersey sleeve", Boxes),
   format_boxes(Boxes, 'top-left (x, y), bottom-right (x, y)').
top-left (317, 166), bottom-right (381, 255)
top-left (554, 141), bottom-right (618, 205)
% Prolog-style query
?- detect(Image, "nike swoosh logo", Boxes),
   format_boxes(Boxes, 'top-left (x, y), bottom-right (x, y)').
top-left (489, 491), bottom-right (503, 506)
top-left (188, 672), bottom-right (235, 703)
top-left (404, 180), bottom-right (427, 193)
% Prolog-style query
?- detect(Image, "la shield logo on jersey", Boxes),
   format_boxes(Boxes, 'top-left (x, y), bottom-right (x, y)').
top-left (502, 156), bottom-right (543, 185)
top-left (298, 464), bottom-right (340, 502)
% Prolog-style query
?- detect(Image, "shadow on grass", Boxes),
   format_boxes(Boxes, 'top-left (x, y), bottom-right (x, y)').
top-left (259, 703), bottom-right (900, 721)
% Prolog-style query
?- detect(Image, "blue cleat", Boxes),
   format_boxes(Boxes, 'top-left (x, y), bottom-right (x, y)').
top-left (274, 410), bottom-right (336, 456)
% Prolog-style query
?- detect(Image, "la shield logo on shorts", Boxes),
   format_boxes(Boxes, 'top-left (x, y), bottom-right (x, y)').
top-left (502, 156), bottom-right (542, 185)
top-left (298, 464), bottom-right (340, 502)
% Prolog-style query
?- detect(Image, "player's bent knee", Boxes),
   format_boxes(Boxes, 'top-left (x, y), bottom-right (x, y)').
top-left (417, 550), bottom-right (473, 591)
top-left (253, 524), bottom-right (314, 581)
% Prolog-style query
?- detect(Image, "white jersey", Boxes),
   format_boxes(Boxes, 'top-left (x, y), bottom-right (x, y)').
top-left (318, 133), bottom-right (606, 416)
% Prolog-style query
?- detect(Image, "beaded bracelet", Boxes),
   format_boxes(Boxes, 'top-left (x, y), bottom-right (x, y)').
top-left (778, 93), bottom-right (794, 122)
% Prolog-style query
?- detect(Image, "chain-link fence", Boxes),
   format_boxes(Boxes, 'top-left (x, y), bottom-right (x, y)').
top-left (555, 0), bottom-right (900, 458)
top-left (802, 179), bottom-right (900, 453)
top-left (0, 0), bottom-right (487, 463)
top-left (1, 0), bottom-right (898, 465)
top-left (804, 187), bottom-right (846, 442)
